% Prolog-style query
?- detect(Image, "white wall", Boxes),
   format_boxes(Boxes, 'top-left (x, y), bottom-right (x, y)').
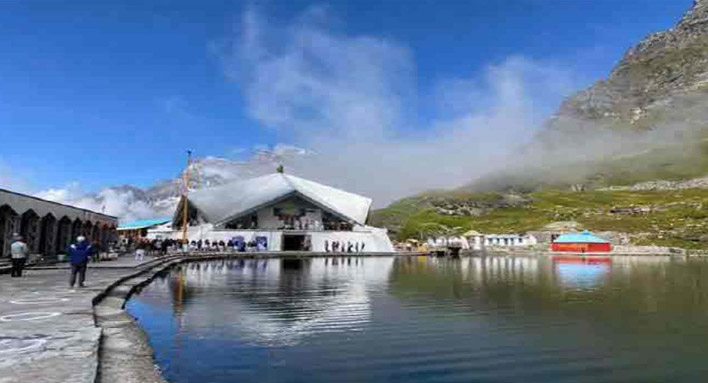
top-left (426, 236), bottom-right (470, 249)
top-left (148, 225), bottom-right (394, 253)
top-left (476, 234), bottom-right (538, 248)
top-left (310, 227), bottom-right (394, 252)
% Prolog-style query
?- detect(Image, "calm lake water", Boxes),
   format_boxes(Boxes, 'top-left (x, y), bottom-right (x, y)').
top-left (126, 255), bottom-right (708, 383)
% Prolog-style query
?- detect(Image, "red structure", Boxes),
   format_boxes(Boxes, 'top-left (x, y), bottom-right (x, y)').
top-left (550, 231), bottom-right (612, 253)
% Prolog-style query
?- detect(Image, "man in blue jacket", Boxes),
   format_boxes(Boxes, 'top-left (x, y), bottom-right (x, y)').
top-left (67, 236), bottom-right (93, 288)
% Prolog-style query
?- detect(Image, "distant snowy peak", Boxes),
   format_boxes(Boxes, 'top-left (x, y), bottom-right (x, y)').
top-left (75, 146), bottom-right (315, 222)
top-left (184, 146), bottom-right (314, 188)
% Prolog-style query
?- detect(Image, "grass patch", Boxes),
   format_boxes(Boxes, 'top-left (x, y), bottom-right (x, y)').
top-left (372, 189), bottom-right (708, 249)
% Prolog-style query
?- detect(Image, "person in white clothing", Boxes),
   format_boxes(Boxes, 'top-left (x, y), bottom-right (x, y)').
top-left (10, 234), bottom-right (28, 277)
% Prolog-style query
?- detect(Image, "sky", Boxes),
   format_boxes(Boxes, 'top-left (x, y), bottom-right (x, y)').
top-left (0, 0), bottom-right (694, 207)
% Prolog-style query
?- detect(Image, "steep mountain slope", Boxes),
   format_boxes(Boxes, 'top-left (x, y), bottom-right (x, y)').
top-left (374, 1), bottom-right (708, 248)
top-left (557, 0), bottom-right (708, 125)
top-left (370, 188), bottom-right (708, 249)
top-left (462, 0), bottom-right (708, 193)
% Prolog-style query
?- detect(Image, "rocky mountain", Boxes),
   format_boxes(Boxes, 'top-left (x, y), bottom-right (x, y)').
top-left (557, 0), bottom-right (708, 126)
top-left (372, 0), bottom-right (708, 248)
top-left (53, 146), bottom-right (313, 223)
top-left (463, 0), bottom-right (708, 193)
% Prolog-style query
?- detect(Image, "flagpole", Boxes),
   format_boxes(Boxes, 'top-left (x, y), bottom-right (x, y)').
top-left (181, 150), bottom-right (192, 244)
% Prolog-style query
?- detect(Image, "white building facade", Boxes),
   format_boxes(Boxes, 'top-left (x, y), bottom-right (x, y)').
top-left (466, 233), bottom-right (538, 250)
top-left (153, 172), bottom-right (394, 253)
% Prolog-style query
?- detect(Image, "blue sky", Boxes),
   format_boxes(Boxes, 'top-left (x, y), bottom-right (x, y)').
top-left (0, 0), bottom-right (693, 194)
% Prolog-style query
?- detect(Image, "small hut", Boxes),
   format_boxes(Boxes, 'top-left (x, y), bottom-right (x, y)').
top-left (551, 231), bottom-right (611, 253)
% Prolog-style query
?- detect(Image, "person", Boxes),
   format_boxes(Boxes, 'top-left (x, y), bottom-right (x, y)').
top-left (68, 236), bottom-right (93, 288)
top-left (160, 239), bottom-right (168, 256)
top-left (10, 234), bottom-right (28, 277)
top-left (91, 241), bottom-right (101, 263)
top-left (303, 236), bottom-right (311, 251)
top-left (135, 241), bottom-right (146, 261)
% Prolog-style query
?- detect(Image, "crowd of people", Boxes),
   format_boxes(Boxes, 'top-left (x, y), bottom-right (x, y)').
top-left (120, 236), bottom-right (369, 254)
top-left (323, 240), bottom-right (366, 253)
top-left (4, 232), bottom-right (373, 288)
top-left (121, 237), bottom-right (270, 259)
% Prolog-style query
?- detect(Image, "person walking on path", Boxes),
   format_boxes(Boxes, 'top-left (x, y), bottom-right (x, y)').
top-left (68, 236), bottom-right (93, 288)
top-left (10, 234), bottom-right (28, 277)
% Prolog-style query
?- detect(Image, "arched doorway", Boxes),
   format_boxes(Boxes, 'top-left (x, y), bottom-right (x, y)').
top-left (91, 223), bottom-right (100, 245)
top-left (83, 221), bottom-right (93, 238)
top-left (71, 219), bottom-right (82, 245)
top-left (99, 223), bottom-right (111, 249)
top-left (55, 216), bottom-right (72, 254)
top-left (0, 205), bottom-right (19, 258)
top-left (39, 214), bottom-right (57, 257)
top-left (20, 210), bottom-right (40, 253)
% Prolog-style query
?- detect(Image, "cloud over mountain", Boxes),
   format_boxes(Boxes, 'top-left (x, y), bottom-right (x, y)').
top-left (30, 5), bottom-right (581, 220)
top-left (228, 6), bottom-right (579, 205)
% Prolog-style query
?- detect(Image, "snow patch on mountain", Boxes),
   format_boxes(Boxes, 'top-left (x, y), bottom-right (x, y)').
top-left (35, 146), bottom-right (313, 223)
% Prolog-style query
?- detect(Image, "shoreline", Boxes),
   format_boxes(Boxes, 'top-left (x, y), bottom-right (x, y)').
top-left (5, 250), bottom-right (704, 383)
top-left (92, 250), bottom-right (692, 382)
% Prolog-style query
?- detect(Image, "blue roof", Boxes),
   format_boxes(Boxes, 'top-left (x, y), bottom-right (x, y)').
top-left (553, 231), bottom-right (610, 244)
top-left (117, 218), bottom-right (170, 230)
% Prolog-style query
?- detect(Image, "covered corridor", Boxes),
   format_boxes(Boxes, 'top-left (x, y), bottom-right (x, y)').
top-left (0, 188), bottom-right (118, 259)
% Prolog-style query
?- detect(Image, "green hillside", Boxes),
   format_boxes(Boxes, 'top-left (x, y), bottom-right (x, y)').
top-left (370, 189), bottom-right (708, 249)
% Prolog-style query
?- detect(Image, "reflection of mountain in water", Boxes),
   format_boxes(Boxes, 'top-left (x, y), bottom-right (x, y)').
top-left (141, 257), bottom-right (394, 346)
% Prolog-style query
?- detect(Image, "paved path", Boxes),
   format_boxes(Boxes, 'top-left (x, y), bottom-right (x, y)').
top-left (0, 252), bottom-right (417, 383)
top-left (0, 256), bottom-right (160, 383)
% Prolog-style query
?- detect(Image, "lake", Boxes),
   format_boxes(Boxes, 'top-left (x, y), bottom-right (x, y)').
top-left (126, 255), bottom-right (708, 383)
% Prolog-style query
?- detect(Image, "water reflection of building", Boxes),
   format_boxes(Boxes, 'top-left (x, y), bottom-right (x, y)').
top-left (552, 257), bottom-right (611, 289)
top-left (141, 257), bottom-right (395, 346)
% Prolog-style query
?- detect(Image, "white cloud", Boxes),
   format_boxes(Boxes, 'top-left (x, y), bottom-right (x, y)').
top-left (35, 183), bottom-right (169, 223)
top-left (9, 6), bottom-right (596, 220)
top-left (33, 182), bottom-right (82, 203)
top-left (0, 159), bottom-right (32, 193)
top-left (230, 7), bottom-right (581, 205)
top-left (236, 6), bottom-right (413, 141)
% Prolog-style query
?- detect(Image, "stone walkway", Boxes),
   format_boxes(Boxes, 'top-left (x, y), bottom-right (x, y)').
top-left (0, 256), bottom-right (161, 383)
top-left (0, 252), bottom-right (415, 383)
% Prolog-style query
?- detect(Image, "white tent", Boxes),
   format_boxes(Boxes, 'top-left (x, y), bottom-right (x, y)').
top-left (181, 173), bottom-right (372, 227)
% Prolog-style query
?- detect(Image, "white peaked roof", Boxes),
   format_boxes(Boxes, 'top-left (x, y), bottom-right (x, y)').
top-left (185, 173), bottom-right (373, 226)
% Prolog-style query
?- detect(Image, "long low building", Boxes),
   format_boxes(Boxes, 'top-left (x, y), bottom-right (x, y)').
top-left (117, 218), bottom-right (171, 239)
top-left (151, 172), bottom-right (395, 252)
top-left (0, 188), bottom-right (118, 258)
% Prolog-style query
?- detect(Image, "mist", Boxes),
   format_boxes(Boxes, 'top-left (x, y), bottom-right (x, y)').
top-left (227, 6), bottom-right (581, 206)
top-left (24, 5), bottom-right (708, 221)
